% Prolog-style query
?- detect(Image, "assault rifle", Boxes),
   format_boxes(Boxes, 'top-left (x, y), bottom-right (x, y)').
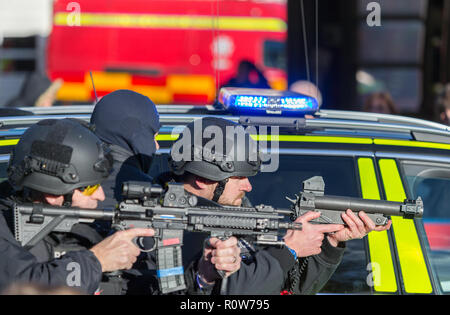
top-left (13, 182), bottom-right (300, 293)
top-left (13, 176), bottom-right (423, 294)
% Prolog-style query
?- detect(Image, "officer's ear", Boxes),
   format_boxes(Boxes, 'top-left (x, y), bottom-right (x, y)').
top-left (193, 176), bottom-right (208, 190)
top-left (43, 194), bottom-right (65, 206)
top-left (193, 175), bottom-right (216, 190)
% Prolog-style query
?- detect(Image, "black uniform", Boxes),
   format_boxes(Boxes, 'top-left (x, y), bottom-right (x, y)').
top-left (0, 193), bottom-right (102, 294)
top-left (0, 118), bottom-right (113, 294)
top-left (223, 236), bottom-right (345, 295)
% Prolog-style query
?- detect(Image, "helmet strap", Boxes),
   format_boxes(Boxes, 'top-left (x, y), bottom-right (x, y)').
top-left (212, 178), bottom-right (229, 203)
top-left (62, 193), bottom-right (73, 207)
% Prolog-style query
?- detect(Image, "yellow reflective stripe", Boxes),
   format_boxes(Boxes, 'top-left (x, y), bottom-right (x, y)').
top-left (132, 86), bottom-right (173, 104)
top-left (54, 12), bottom-right (287, 33)
top-left (156, 134), bottom-right (179, 141)
top-left (358, 158), bottom-right (397, 293)
top-left (374, 139), bottom-right (450, 151)
top-left (137, 134), bottom-right (450, 153)
top-left (156, 134), bottom-right (373, 144)
top-left (378, 159), bottom-right (432, 294)
top-left (87, 72), bottom-right (131, 90)
top-left (250, 135), bottom-right (373, 144)
top-left (57, 71), bottom-right (217, 103)
top-left (0, 139), bottom-right (19, 146)
top-left (167, 75), bottom-right (215, 97)
top-left (57, 82), bottom-right (91, 102)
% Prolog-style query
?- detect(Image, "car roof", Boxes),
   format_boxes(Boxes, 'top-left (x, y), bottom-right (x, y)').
top-left (3, 104), bottom-right (448, 141)
top-left (0, 105), bottom-right (445, 171)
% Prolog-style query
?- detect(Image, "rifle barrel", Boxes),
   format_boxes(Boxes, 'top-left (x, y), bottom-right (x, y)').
top-left (312, 195), bottom-right (422, 217)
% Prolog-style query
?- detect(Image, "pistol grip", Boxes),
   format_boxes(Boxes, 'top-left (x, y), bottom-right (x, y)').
top-left (204, 236), bottom-right (229, 279)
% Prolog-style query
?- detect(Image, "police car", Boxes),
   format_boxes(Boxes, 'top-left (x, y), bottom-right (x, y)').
top-left (0, 87), bottom-right (449, 295)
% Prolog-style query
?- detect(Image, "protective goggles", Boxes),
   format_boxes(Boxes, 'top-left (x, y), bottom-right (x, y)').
top-left (81, 184), bottom-right (101, 196)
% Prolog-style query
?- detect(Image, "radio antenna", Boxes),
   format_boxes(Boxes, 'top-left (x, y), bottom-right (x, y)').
top-left (89, 71), bottom-right (99, 104)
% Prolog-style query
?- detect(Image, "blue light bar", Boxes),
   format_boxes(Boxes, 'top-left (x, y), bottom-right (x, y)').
top-left (235, 95), bottom-right (268, 108)
top-left (219, 87), bottom-right (319, 116)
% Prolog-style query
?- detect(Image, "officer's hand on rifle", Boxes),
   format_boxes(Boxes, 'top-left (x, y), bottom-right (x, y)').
top-left (90, 228), bottom-right (155, 272)
top-left (326, 209), bottom-right (392, 247)
top-left (283, 211), bottom-right (344, 257)
top-left (197, 237), bottom-right (241, 285)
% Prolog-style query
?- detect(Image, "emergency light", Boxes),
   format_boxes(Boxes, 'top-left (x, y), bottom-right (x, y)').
top-left (218, 87), bottom-right (319, 116)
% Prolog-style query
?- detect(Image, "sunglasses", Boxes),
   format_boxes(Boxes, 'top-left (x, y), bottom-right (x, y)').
top-left (81, 184), bottom-right (101, 196)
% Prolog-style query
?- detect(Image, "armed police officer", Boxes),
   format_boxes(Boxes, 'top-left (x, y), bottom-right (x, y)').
top-left (90, 89), bottom-right (161, 210)
top-left (89, 90), bottom-right (162, 294)
top-left (152, 117), bottom-right (340, 294)
top-left (0, 118), bottom-right (154, 294)
top-left (160, 116), bottom-right (391, 294)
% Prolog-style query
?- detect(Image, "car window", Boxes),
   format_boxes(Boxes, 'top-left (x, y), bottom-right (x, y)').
top-left (401, 160), bottom-right (450, 294)
top-left (246, 154), bottom-right (372, 294)
top-left (247, 154), bottom-right (359, 206)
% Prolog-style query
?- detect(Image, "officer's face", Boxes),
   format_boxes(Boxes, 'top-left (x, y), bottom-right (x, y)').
top-left (71, 186), bottom-right (106, 209)
top-left (44, 186), bottom-right (105, 209)
top-left (217, 176), bottom-right (252, 206)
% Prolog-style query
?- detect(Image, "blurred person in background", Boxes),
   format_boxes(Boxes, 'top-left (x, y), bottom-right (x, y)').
top-left (5, 72), bottom-right (62, 108)
top-left (437, 83), bottom-right (450, 125)
top-left (222, 60), bottom-right (271, 90)
top-left (363, 91), bottom-right (399, 115)
top-left (290, 80), bottom-right (323, 108)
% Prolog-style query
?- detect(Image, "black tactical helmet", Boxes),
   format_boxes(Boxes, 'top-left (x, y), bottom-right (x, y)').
top-left (8, 118), bottom-right (113, 196)
top-left (169, 116), bottom-right (261, 183)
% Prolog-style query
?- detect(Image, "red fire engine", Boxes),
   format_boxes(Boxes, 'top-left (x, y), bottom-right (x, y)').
top-left (48, 0), bottom-right (287, 104)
